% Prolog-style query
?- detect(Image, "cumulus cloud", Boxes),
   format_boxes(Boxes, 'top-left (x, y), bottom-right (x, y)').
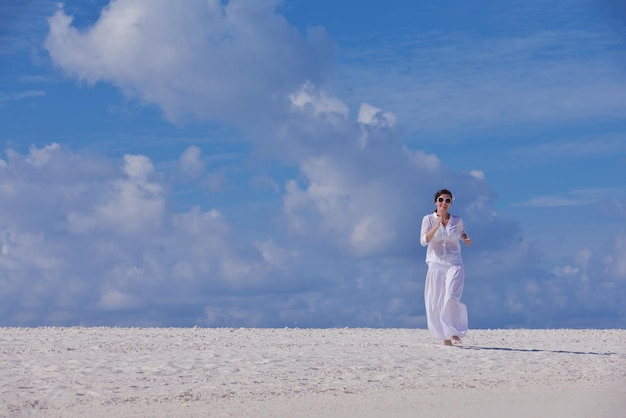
top-left (2, 135), bottom-right (624, 328)
top-left (357, 103), bottom-right (397, 128)
top-left (290, 82), bottom-right (349, 118)
top-left (68, 154), bottom-right (165, 235)
top-left (255, 238), bottom-right (299, 270)
top-left (44, 0), bottom-right (335, 124)
top-left (0, 144), bottom-right (294, 325)
top-left (282, 87), bottom-right (423, 256)
top-left (0, 141), bottom-right (448, 327)
top-left (283, 155), bottom-right (399, 256)
top-left (279, 85), bottom-right (505, 261)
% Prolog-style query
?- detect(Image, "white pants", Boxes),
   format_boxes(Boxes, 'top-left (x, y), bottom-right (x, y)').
top-left (424, 263), bottom-right (468, 340)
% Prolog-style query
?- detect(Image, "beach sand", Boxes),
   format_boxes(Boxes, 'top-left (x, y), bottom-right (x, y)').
top-left (1, 328), bottom-right (624, 417)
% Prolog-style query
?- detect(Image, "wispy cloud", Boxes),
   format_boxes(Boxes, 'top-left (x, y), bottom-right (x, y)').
top-left (0, 90), bottom-right (45, 104)
top-left (0, 0), bottom-right (57, 56)
top-left (511, 134), bottom-right (626, 160)
top-left (495, 133), bottom-right (626, 173)
top-left (514, 187), bottom-right (624, 208)
top-left (335, 29), bottom-right (626, 134)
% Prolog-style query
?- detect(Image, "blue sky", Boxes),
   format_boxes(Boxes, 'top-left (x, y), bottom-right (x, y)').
top-left (1, 0), bottom-right (625, 328)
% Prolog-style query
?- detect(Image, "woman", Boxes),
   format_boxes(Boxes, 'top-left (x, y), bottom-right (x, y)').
top-left (420, 189), bottom-right (472, 346)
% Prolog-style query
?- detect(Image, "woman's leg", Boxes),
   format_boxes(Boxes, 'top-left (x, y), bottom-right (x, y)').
top-left (424, 265), bottom-right (447, 341)
top-left (441, 265), bottom-right (468, 340)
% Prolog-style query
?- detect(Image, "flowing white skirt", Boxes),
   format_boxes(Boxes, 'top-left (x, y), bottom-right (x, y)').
top-left (424, 263), bottom-right (468, 340)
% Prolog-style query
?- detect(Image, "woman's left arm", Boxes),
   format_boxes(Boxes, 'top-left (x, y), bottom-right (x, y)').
top-left (458, 219), bottom-right (472, 247)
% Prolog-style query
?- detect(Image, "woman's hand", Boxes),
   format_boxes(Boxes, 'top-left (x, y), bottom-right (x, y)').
top-left (463, 236), bottom-right (472, 247)
top-left (425, 215), bottom-right (442, 243)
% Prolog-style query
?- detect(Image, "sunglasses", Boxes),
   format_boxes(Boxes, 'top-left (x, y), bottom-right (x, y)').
top-left (437, 197), bottom-right (451, 203)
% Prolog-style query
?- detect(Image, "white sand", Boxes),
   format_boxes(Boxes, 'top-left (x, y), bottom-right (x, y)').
top-left (1, 328), bottom-right (624, 417)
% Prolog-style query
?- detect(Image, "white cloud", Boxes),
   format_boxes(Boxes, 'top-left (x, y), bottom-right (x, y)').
top-left (255, 239), bottom-right (299, 270)
top-left (404, 147), bottom-right (442, 172)
top-left (280, 85), bottom-right (498, 257)
top-left (1, 140), bottom-right (624, 327)
top-left (170, 206), bottom-right (257, 283)
top-left (356, 103), bottom-right (398, 148)
top-left (0, 144), bottom-right (302, 325)
top-left (357, 103), bottom-right (397, 128)
top-left (283, 155), bottom-right (397, 256)
top-left (67, 154), bottom-right (165, 235)
top-left (290, 82), bottom-right (349, 117)
top-left (0, 229), bottom-right (62, 272)
top-left (282, 148), bottom-right (440, 257)
top-left (469, 170), bottom-right (485, 181)
top-left (44, 0), bottom-right (335, 124)
top-left (179, 145), bottom-right (204, 179)
top-left (25, 142), bottom-right (60, 167)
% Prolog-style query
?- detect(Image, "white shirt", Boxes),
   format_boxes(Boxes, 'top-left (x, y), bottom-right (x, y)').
top-left (420, 213), bottom-right (466, 266)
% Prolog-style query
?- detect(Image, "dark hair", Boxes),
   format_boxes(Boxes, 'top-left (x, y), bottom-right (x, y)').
top-left (433, 189), bottom-right (453, 213)
top-left (434, 189), bottom-right (453, 202)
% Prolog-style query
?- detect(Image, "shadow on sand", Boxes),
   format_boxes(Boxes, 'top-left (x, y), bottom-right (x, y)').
top-left (458, 345), bottom-right (616, 356)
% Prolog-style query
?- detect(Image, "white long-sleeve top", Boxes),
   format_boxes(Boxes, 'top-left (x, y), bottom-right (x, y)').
top-left (420, 213), bottom-right (466, 266)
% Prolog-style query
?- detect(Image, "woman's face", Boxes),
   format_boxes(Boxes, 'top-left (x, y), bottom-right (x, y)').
top-left (435, 194), bottom-right (452, 211)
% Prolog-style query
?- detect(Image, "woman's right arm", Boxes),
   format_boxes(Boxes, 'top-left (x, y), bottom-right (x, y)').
top-left (420, 215), bottom-right (441, 246)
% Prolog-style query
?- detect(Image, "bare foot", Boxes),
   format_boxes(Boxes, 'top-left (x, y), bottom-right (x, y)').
top-left (451, 336), bottom-right (462, 345)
